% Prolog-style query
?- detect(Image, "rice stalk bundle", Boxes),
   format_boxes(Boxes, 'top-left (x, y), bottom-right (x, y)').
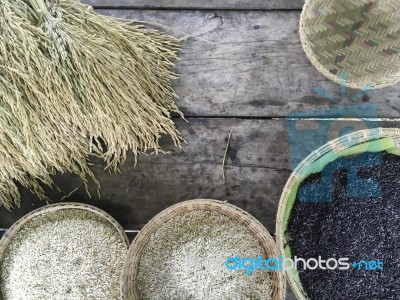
top-left (0, 0), bottom-right (97, 208)
top-left (0, 0), bottom-right (182, 208)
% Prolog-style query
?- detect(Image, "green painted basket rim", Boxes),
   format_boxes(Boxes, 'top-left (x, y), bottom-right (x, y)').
top-left (275, 128), bottom-right (400, 300)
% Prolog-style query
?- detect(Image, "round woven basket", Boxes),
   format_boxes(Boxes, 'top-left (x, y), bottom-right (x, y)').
top-left (0, 202), bottom-right (129, 299)
top-left (121, 199), bottom-right (286, 300)
top-left (300, 0), bottom-right (400, 89)
top-left (276, 127), bottom-right (400, 299)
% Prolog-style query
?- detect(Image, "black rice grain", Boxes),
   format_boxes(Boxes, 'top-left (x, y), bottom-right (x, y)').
top-left (288, 151), bottom-right (400, 300)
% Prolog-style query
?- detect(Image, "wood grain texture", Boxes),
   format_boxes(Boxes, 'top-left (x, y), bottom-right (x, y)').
top-left (1, 5), bottom-right (389, 300)
top-left (2, 118), bottom-right (399, 233)
top-left (1, 118), bottom-right (395, 300)
top-left (83, 0), bottom-right (304, 10)
top-left (1, 8), bottom-right (398, 235)
top-left (95, 9), bottom-right (400, 118)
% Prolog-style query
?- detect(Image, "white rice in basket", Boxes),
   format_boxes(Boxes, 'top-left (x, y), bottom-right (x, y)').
top-left (0, 209), bottom-right (127, 300)
top-left (137, 210), bottom-right (273, 300)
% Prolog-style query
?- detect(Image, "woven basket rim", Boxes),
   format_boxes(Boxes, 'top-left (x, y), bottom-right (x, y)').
top-left (121, 199), bottom-right (286, 300)
top-left (0, 202), bottom-right (130, 300)
top-left (276, 127), bottom-right (400, 300)
top-left (299, 0), bottom-right (400, 90)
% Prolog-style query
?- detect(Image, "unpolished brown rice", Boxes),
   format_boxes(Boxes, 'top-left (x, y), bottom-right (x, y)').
top-left (0, 209), bottom-right (127, 300)
top-left (137, 210), bottom-right (273, 300)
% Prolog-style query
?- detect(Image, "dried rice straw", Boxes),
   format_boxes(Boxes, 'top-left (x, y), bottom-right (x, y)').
top-left (0, 0), bottom-right (183, 208)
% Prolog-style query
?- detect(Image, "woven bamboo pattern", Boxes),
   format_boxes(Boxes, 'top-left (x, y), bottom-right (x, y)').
top-left (121, 199), bottom-right (286, 300)
top-left (0, 202), bottom-right (129, 300)
top-left (300, 0), bottom-right (400, 89)
top-left (0, 202), bottom-right (129, 249)
top-left (276, 128), bottom-right (400, 300)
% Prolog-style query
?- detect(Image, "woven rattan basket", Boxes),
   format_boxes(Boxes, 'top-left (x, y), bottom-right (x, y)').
top-left (300, 0), bottom-right (400, 89)
top-left (121, 199), bottom-right (286, 300)
top-left (276, 127), bottom-right (400, 299)
top-left (0, 202), bottom-right (129, 300)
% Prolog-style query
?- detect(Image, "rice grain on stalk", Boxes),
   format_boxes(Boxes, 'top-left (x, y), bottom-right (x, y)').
top-left (30, 0), bottom-right (183, 168)
top-left (0, 0), bottom-right (183, 208)
top-left (0, 0), bottom-right (98, 208)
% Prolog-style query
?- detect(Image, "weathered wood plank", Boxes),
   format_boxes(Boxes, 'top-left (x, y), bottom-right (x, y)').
top-left (83, 0), bottom-right (304, 10)
top-left (2, 163), bottom-right (289, 234)
top-left (96, 9), bottom-right (400, 118)
top-left (138, 118), bottom-right (292, 170)
top-left (2, 118), bottom-right (400, 233)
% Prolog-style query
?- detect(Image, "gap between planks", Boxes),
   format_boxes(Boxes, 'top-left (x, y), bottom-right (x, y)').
top-left (90, 6), bottom-right (302, 12)
top-left (172, 116), bottom-right (400, 122)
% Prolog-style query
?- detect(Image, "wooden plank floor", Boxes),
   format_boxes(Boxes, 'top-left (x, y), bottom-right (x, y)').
top-left (85, 0), bottom-right (304, 10)
top-left (2, 1), bottom-right (400, 299)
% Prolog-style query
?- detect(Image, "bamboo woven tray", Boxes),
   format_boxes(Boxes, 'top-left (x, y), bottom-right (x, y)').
top-left (276, 127), bottom-right (400, 299)
top-left (300, 0), bottom-right (400, 89)
top-left (121, 199), bottom-right (286, 300)
top-left (0, 202), bottom-right (129, 300)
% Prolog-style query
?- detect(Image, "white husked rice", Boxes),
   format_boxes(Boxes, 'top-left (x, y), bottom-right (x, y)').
top-left (0, 209), bottom-right (127, 300)
top-left (137, 210), bottom-right (273, 300)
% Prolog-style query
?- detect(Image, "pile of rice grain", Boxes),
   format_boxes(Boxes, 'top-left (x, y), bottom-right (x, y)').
top-left (289, 151), bottom-right (400, 300)
top-left (137, 210), bottom-right (273, 300)
top-left (0, 209), bottom-right (127, 300)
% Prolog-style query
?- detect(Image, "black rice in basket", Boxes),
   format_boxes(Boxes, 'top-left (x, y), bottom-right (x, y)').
top-left (288, 151), bottom-right (400, 300)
